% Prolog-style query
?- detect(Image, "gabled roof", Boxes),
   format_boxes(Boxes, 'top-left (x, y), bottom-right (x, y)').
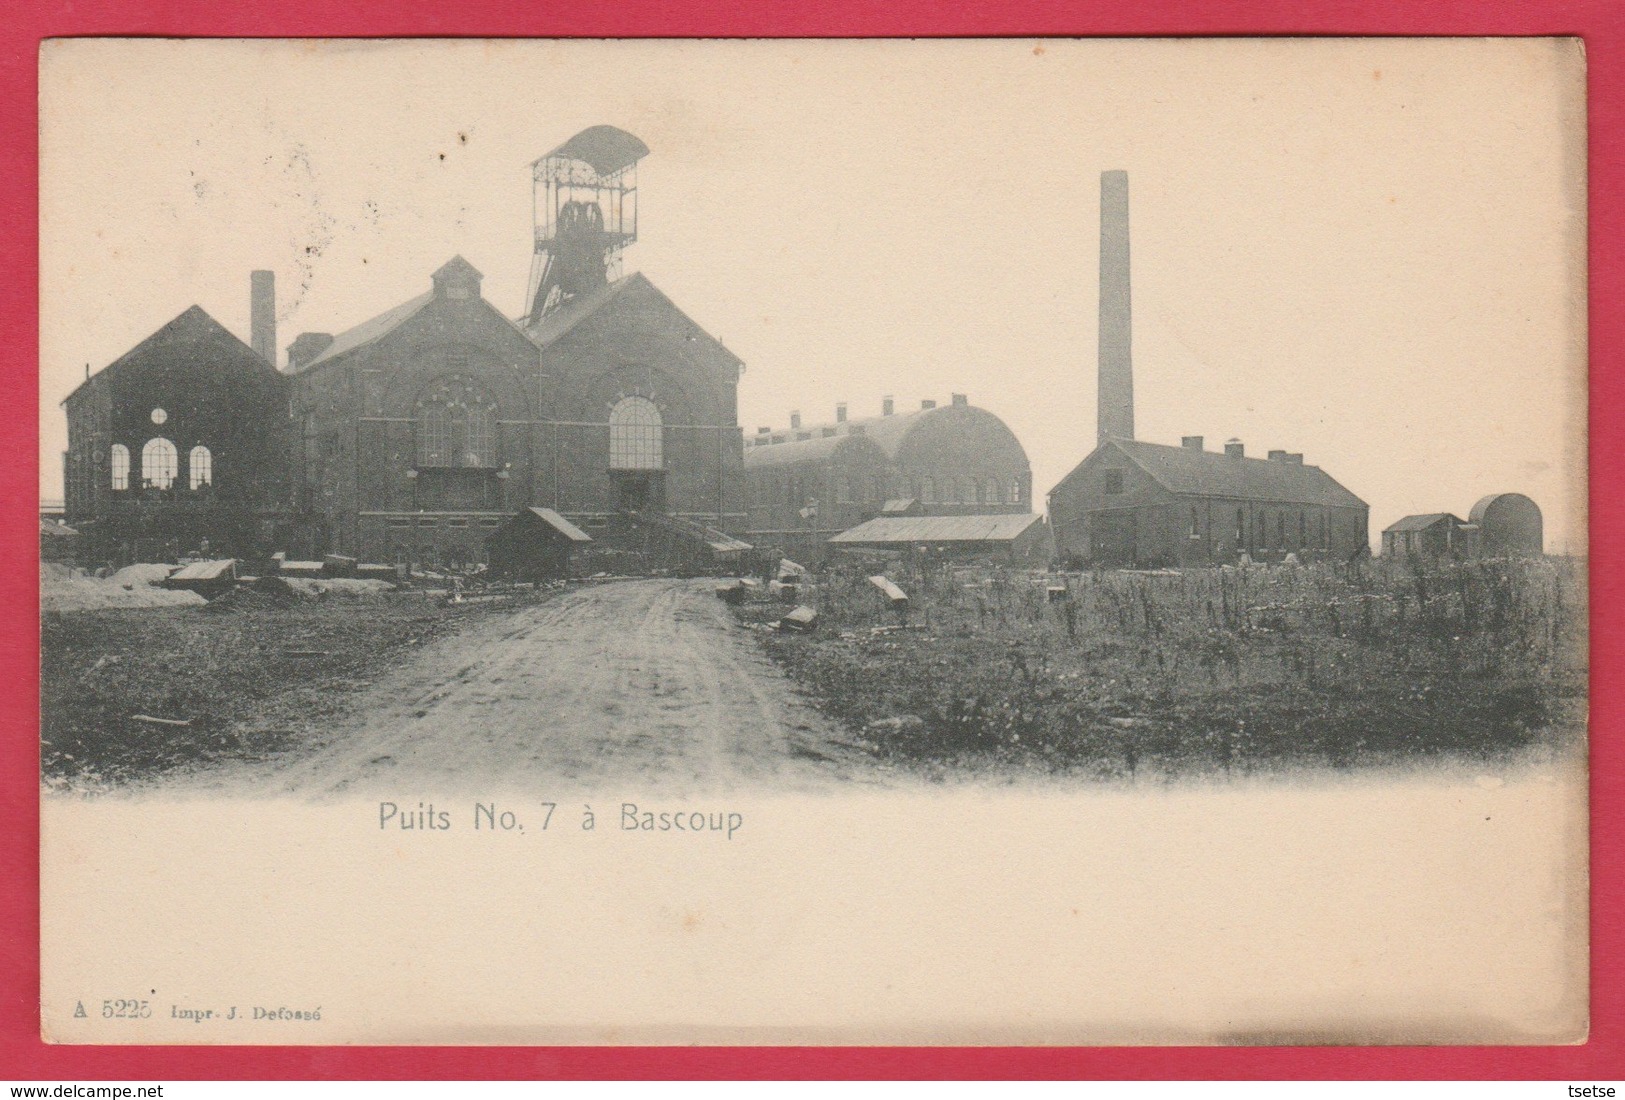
top-left (296, 291), bottom-right (435, 373)
top-left (522, 271), bottom-right (742, 369)
top-left (1061, 439), bottom-right (1366, 509)
top-left (63, 305), bottom-right (276, 404)
top-left (830, 513), bottom-right (1044, 545)
top-left (434, 255), bottom-right (482, 281)
top-left (292, 256), bottom-right (534, 375)
top-left (1382, 513), bottom-right (1462, 534)
top-left (523, 275), bottom-right (638, 348)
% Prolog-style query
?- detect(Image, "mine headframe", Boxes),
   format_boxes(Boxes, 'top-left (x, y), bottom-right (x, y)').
top-left (526, 125), bottom-right (649, 324)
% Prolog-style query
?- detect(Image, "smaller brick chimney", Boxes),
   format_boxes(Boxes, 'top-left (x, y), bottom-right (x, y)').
top-left (286, 332), bottom-right (335, 373)
top-left (790, 410), bottom-right (801, 430)
top-left (1268, 449), bottom-right (1288, 462)
top-left (1225, 439), bottom-right (1245, 458)
top-left (882, 396), bottom-right (894, 417)
top-left (1182, 436), bottom-right (1204, 451)
top-left (836, 402), bottom-right (847, 423)
top-left (951, 393), bottom-right (968, 407)
top-left (920, 399), bottom-right (936, 410)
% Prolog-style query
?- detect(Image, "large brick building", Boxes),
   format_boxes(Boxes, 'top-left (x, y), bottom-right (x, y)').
top-left (1047, 170), bottom-right (1368, 568)
top-left (1049, 436), bottom-right (1368, 567)
top-left (62, 126), bottom-right (749, 570)
top-left (283, 258), bottom-right (744, 566)
top-left (61, 305), bottom-right (291, 561)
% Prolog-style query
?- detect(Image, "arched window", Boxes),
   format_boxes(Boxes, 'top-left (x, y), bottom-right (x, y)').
top-left (609, 396), bottom-right (662, 470)
top-left (110, 444), bottom-right (129, 491)
top-left (189, 445), bottom-right (212, 490)
top-left (416, 376), bottom-right (498, 468)
top-left (1009, 478), bottom-right (1022, 505)
top-left (141, 438), bottom-right (177, 489)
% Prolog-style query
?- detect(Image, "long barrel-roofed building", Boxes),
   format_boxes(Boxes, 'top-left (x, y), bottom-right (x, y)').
top-left (742, 393), bottom-right (1034, 563)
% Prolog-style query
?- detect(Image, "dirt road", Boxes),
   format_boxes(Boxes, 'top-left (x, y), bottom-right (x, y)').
top-left (242, 579), bottom-right (868, 797)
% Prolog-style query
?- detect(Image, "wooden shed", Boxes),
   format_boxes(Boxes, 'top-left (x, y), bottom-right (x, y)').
top-left (485, 507), bottom-right (593, 581)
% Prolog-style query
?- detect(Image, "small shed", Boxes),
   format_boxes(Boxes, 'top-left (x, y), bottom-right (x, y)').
top-left (162, 558), bottom-right (239, 599)
top-left (39, 519), bottom-right (81, 563)
top-left (1381, 513), bottom-right (1465, 561)
top-left (486, 507), bottom-right (593, 581)
top-left (829, 513), bottom-right (1052, 565)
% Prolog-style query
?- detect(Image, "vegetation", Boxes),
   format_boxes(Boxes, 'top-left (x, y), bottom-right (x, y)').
top-left (40, 587), bottom-right (553, 790)
top-left (745, 556), bottom-right (1588, 779)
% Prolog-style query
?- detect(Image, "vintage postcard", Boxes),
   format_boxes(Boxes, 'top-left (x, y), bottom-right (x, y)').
top-left (37, 37), bottom-right (1587, 1045)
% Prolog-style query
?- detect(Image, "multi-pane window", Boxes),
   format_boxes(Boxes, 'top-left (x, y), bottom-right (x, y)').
top-left (416, 376), bottom-right (498, 468)
top-left (141, 438), bottom-right (177, 489)
top-left (110, 444), bottom-right (130, 491)
top-left (609, 396), bottom-right (662, 470)
top-left (189, 445), bottom-right (212, 490)
top-left (1008, 478), bottom-right (1022, 505)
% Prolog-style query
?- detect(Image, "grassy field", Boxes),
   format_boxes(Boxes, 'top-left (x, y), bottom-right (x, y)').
top-left (40, 586), bottom-right (553, 790)
top-left (741, 556), bottom-right (1588, 779)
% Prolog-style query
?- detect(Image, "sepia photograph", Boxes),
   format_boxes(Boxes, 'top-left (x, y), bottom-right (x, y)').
top-left (36, 37), bottom-right (1588, 1045)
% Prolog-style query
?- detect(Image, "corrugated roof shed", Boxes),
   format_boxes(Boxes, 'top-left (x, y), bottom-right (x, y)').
top-left (830, 513), bottom-right (1044, 545)
top-left (1382, 513), bottom-right (1462, 534)
top-left (525, 507), bottom-right (594, 543)
top-left (1104, 439), bottom-right (1366, 508)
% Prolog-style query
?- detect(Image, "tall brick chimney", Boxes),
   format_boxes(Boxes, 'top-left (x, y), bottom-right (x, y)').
top-left (1097, 170), bottom-right (1134, 445)
top-left (250, 270), bottom-right (276, 366)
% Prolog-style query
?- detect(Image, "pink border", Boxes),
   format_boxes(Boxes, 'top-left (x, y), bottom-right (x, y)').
top-left (4, 0), bottom-right (1618, 1080)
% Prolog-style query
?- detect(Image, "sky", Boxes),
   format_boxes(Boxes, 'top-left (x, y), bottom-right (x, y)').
top-left (39, 38), bottom-right (1588, 551)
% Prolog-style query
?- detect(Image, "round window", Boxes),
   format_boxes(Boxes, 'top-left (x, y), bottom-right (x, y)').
top-left (150, 408), bottom-right (168, 425)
